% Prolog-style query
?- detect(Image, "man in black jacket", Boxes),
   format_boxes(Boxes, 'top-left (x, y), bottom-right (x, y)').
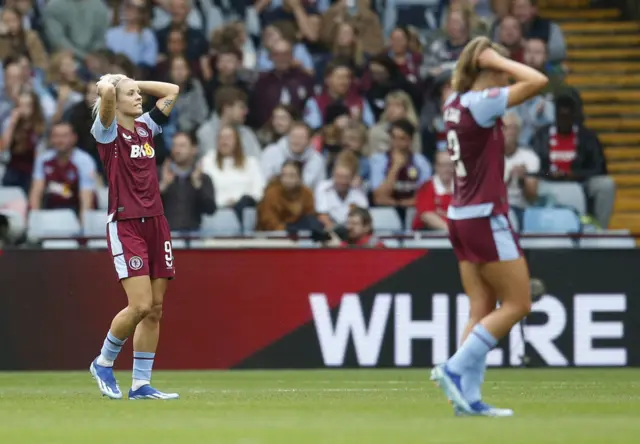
top-left (532, 94), bottom-right (615, 228)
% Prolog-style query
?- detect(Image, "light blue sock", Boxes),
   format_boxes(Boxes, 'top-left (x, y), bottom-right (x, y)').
top-left (98, 331), bottom-right (126, 366)
top-left (447, 324), bottom-right (497, 375)
top-left (462, 355), bottom-right (487, 403)
top-left (132, 352), bottom-right (155, 385)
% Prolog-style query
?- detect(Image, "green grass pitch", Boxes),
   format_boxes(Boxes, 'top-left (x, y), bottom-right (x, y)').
top-left (1, 369), bottom-right (639, 443)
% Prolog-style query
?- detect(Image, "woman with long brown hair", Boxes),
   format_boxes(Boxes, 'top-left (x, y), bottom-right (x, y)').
top-left (330, 22), bottom-right (366, 76)
top-left (46, 50), bottom-right (86, 123)
top-left (0, 90), bottom-right (46, 193)
top-left (0, 7), bottom-right (48, 71)
top-left (431, 36), bottom-right (547, 417)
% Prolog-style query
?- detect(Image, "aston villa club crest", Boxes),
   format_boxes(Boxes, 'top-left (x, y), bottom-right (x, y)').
top-left (136, 127), bottom-right (149, 138)
top-left (407, 167), bottom-right (418, 180)
top-left (129, 256), bottom-right (144, 270)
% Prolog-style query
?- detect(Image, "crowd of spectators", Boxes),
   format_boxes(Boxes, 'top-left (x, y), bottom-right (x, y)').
top-left (0, 0), bottom-right (618, 246)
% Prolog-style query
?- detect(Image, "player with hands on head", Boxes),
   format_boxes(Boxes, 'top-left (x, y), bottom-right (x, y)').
top-left (89, 73), bottom-right (181, 400)
top-left (430, 36), bottom-right (548, 417)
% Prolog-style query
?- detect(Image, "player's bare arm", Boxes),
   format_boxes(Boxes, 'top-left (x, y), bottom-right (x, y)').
top-left (478, 48), bottom-right (548, 108)
top-left (97, 81), bottom-right (117, 128)
top-left (135, 81), bottom-right (180, 116)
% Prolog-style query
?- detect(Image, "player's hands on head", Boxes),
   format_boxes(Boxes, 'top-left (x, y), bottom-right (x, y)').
top-left (476, 48), bottom-right (503, 70)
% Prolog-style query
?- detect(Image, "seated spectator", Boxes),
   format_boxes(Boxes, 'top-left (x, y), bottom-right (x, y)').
top-left (421, 68), bottom-right (454, 160)
top-left (162, 55), bottom-right (209, 147)
top-left (524, 38), bottom-right (576, 102)
top-left (105, 0), bottom-right (158, 72)
top-left (335, 206), bottom-right (384, 248)
top-left (311, 102), bottom-right (351, 175)
top-left (28, 122), bottom-right (96, 221)
top-left (46, 51), bottom-right (86, 123)
top-left (371, 119), bottom-right (432, 212)
top-left (201, 125), bottom-right (265, 221)
top-left (300, 12), bottom-right (326, 61)
top-left (304, 60), bottom-right (374, 129)
top-left (155, 0), bottom-right (208, 62)
top-left (262, 121), bottom-right (326, 189)
top-left (387, 26), bottom-right (423, 84)
top-left (201, 45), bottom-right (252, 111)
top-left (497, 15), bottom-right (524, 63)
top-left (159, 131), bottom-right (216, 232)
top-left (256, 21), bottom-right (314, 74)
top-left (503, 111), bottom-right (540, 224)
top-left (494, 0), bottom-right (566, 63)
top-left (532, 94), bottom-right (615, 228)
top-left (1, 90), bottom-right (46, 193)
top-left (249, 38), bottom-right (314, 128)
top-left (197, 86), bottom-right (261, 157)
top-left (257, 159), bottom-right (317, 231)
top-left (153, 27), bottom-right (202, 81)
top-left (368, 91), bottom-right (422, 155)
top-left (422, 7), bottom-right (471, 79)
top-left (320, 0), bottom-right (384, 56)
top-left (44, 0), bottom-right (110, 60)
top-left (325, 22), bottom-right (367, 78)
top-left (339, 120), bottom-right (371, 187)
top-left (0, 58), bottom-right (23, 127)
top-left (65, 82), bottom-right (103, 179)
top-left (256, 104), bottom-right (299, 147)
top-left (315, 151), bottom-right (368, 229)
top-left (412, 151), bottom-right (453, 231)
top-left (0, 7), bottom-right (48, 72)
top-left (362, 53), bottom-right (421, 121)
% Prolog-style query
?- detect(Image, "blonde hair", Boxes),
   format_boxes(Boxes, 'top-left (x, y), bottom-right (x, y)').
top-left (91, 73), bottom-right (131, 120)
top-left (451, 36), bottom-right (509, 94)
top-left (382, 90), bottom-right (419, 127)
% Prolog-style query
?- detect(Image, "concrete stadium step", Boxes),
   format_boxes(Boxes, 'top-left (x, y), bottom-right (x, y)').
top-left (614, 197), bottom-right (640, 212)
top-left (605, 148), bottom-right (640, 161)
top-left (538, 0), bottom-right (590, 7)
top-left (566, 74), bottom-right (640, 87)
top-left (568, 48), bottom-right (640, 59)
top-left (540, 8), bottom-right (620, 20)
top-left (584, 104), bottom-right (640, 116)
top-left (613, 174), bottom-right (640, 187)
top-left (565, 34), bottom-right (640, 47)
top-left (617, 188), bottom-right (640, 199)
top-left (570, 62), bottom-right (640, 73)
top-left (585, 118), bottom-right (640, 131)
top-left (610, 213), bottom-right (640, 232)
top-left (599, 133), bottom-right (640, 145)
top-left (561, 21), bottom-right (640, 33)
top-left (608, 162), bottom-right (640, 173)
top-left (580, 90), bottom-right (640, 102)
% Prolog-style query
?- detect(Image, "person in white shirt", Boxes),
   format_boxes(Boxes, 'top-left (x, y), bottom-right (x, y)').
top-left (503, 111), bottom-right (540, 225)
top-left (315, 151), bottom-right (368, 229)
top-left (201, 124), bottom-right (265, 221)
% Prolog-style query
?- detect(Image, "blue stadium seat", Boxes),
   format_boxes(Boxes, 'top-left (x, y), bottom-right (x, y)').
top-left (83, 210), bottom-right (108, 237)
top-left (242, 207), bottom-right (257, 234)
top-left (0, 186), bottom-right (26, 206)
top-left (200, 209), bottom-right (242, 236)
top-left (522, 207), bottom-right (581, 234)
top-left (369, 207), bottom-right (403, 233)
top-left (42, 239), bottom-right (80, 249)
top-left (405, 207), bottom-right (416, 231)
top-left (28, 209), bottom-right (81, 240)
top-left (96, 187), bottom-right (109, 209)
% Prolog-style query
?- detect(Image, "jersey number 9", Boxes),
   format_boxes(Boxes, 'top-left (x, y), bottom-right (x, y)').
top-left (447, 130), bottom-right (467, 178)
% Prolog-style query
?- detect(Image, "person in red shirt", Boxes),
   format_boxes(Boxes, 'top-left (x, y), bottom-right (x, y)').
top-left (336, 207), bottom-right (385, 248)
top-left (412, 151), bottom-right (454, 231)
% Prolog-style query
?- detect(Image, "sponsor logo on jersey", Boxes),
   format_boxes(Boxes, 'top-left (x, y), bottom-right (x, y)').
top-left (136, 127), bottom-right (149, 138)
top-left (130, 142), bottom-right (155, 159)
top-left (129, 256), bottom-right (144, 270)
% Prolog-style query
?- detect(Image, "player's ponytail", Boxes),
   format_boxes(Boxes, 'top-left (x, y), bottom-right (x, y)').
top-left (451, 36), bottom-right (508, 94)
top-left (91, 73), bottom-right (130, 120)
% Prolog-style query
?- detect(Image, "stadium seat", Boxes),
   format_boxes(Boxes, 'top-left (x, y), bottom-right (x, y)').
top-left (42, 239), bottom-right (80, 249)
top-left (538, 181), bottom-right (587, 215)
top-left (96, 187), bottom-right (109, 209)
top-left (87, 239), bottom-right (108, 249)
top-left (370, 207), bottom-right (403, 233)
top-left (83, 210), bottom-right (108, 237)
top-left (200, 209), bottom-right (242, 236)
top-left (171, 239), bottom-right (187, 249)
top-left (28, 209), bottom-right (81, 240)
top-left (522, 207), bottom-right (581, 234)
top-left (579, 235), bottom-right (636, 249)
top-left (242, 207), bottom-right (257, 234)
top-left (0, 186), bottom-right (26, 206)
top-left (403, 235), bottom-right (452, 249)
top-left (405, 207), bottom-right (416, 231)
top-left (520, 237), bottom-right (575, 249)
top-left (383, 238), bottom-right (401, 248)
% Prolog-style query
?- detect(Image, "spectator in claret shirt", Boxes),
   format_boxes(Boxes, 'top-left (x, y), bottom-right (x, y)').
top-left (412, 151), bottom-right (453, 231)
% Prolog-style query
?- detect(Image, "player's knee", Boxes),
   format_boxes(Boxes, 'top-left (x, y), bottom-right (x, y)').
top-left (129, 301), bottom-right (153, 320)
top-left (146, 304), bottom-right (163, 323)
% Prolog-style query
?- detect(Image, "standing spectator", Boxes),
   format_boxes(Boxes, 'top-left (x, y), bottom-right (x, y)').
top-left (153, 27), bottom-right (202, 80)
top-left (249, 39), bottom-right (314, 129)
top-left (201, 125), bottom-right (265, 221)
top-left (259, 0), bottom-right (321, 41)
top-left (256, 104), bottom-right (299, 147)
top-left (261, 121), bottom-right (326, 189)
top-left (503, 111), bottom-right (540, 225)
top-left (46, 51), bottom-right (85, 123)
top-left (257, 159), bottom-right (317, 232)
top-left (532, 95), bottom-right (615, 228)
top-left (412, 151), bottom-right (454, 231)
top-left (497, 15), bottom-right (524, 63)
top-left (105, 0), bottom-right (158, 71)
top-left (422, 7), bottom-right (471, 79)
top-left (0, 7), bottom-right (48, 71)
top-left (197, 86), bottom-right (261, 157)
top-left (311, 102), bottom-right (350, 176)
top-left (159, 131), bottom-right (216, 232)
top-left (320, 0), bottom-right (384, 56)
top-left (202, 45), bottom-right (251, 111)
top-left (29, 122), bottom-right (96, 220)
top-left (371, 118), bottom-right (432, 209)
top-left (387, 27), bottom-right (423, 84)
top-left (256, 21), bottom-right (314, 74)
top-left (44, 0), bottom-right (110, 60)
top-left (151, 0), bottom-right (222, 37)
top-left (335, 206), bottom-right (384, 247)
top-left (0, 58), bottom-right (23, 128)
top-left (155, 0), bottom-right (208, 62)
top-left (1, 90), bottom-right (46, 193)
top-left (325, 22), bottom-right (366, 77)
top-left (524, 38), bottom-right (574, 99)
top-left (304, 60), bottom-right (374, 129)
top-left (315, 151), bottom-right (368, 229)
top-left (368, 91), bottom-right (422, 155)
